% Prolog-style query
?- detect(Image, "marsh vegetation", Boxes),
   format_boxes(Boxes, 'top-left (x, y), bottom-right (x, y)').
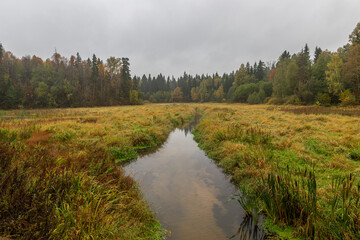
top-left (1, 103), bottom-right (360, 239)
top-left (0, 104), bottom-right (194, 239)
top-left (194, 104), bottom-right (360, 239)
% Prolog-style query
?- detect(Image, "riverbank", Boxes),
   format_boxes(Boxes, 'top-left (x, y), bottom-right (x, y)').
top-left (193, 104), bottom-right (360, 239)
top-left (124, 115), bottom-right (265, 239)
top-left (0, 104), bottom-right (195, 239)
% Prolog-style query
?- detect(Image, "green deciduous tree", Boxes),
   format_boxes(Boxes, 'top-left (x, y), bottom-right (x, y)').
top-left (273, 57), bottom-right (290, 98)
top-left (326, 54), bottom-right (344, 97)
top-left (285, 59), bottom-right (298, 96)
top-left (310, 51), bottom-right (332, 96)
top-left (35, 82), bottom-right (56, 107)
top-left (349, 22), bottom-right (360, 45)
top-left (129, 90), bottom-right (141, 105)
top-left (343, 44), bottom-right (360, 100)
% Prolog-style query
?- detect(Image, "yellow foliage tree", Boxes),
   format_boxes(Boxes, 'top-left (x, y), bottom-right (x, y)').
top-left (172, 87), bottom-right (183, 102)
top-left (325, 54), bottom-right (344, 96)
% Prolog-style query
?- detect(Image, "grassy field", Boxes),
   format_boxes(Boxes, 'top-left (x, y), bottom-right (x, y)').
top-left (0, 104), bottom-right (196, 239)
top-left (1, 103), bottom-right (360, 239)
top-left (193, 104), bottom-right (360, 239)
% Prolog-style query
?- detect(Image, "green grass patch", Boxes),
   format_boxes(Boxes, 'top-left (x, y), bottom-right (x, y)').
top-left (349, 148), bottom-right (360, 161)
top-left (109, 147), bottom-right (138, 163)
top-left (53, 130), bottom-right (75, 142)
top-left (305, 138), bottom-right (330, 156)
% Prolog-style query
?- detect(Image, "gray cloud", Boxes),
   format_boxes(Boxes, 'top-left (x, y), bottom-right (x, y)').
top-left (1, 0), bottom-right (359, 77)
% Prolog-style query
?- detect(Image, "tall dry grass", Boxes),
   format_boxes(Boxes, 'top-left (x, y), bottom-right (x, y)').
top-left (193, 103), bottom-right (360, 239)
top-left (0, 104), bottom-right (196, 239)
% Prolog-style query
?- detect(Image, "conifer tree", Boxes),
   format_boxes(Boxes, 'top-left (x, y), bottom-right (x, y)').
top-left (120, 57), bottom-right (131, 103)
top-left (314, 46), bottom-right (323, 63)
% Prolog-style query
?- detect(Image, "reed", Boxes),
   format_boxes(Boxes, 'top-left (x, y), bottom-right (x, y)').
top-left (193, 103), bottom-right (360, 239)
top-left (0, 104), bottom-right (196, 239)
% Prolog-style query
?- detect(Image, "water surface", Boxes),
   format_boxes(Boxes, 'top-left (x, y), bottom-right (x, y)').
top-left (124, 121), bottom-right (264, 240)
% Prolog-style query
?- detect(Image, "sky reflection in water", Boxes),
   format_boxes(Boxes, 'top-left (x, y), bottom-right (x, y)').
top-left (124, 121), bottom-right (265, 240)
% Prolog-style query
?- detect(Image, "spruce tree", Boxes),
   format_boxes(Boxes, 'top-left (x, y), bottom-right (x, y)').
top-left (91, 54), bottom-right (99, 103)
top-left (120, 57), bottom-right (131, 103)
top-left (314, 46), bottom-right (323, 63)
top-left (280, 50), bottom-right (291, 59)
top-left (76, 52), bottom-right (82, 67)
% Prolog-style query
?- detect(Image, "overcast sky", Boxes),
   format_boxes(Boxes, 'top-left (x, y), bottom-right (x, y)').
top-left (1, 0), bottom-right (359, 77)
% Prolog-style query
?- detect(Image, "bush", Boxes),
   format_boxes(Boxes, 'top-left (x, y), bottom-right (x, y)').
top-left (233, 83), bottom-right (257, 102)
top-left (340, 89), bottom-right (357, 106)
top-left (301, 90), bottom-right (314, 104)
top-left (267, 97), bottom-right (285, 105)
top-left (316, 93), bottom-right (331, 106)
top-left (129, 90), bottom-right (143, 105)
top-left (247, 92), bottom-right (261, 104)
top-left (285, 95), bottom-right (301, 105)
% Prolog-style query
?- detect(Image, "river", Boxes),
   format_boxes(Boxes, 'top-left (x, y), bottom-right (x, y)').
top-left (124, 119), bottom-right (265, 240)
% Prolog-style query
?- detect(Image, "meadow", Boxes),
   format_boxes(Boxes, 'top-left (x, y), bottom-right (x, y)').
top-left (1, 103), bottom-right (360, 239)
top-left (194, 104), bottom-right (360, 239)
top-left (0, 104), bottom-right (196, 239)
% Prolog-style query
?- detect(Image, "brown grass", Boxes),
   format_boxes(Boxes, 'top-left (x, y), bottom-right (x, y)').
top-left (0, 104), bottom-right (196, 239)
top-left (193, 103), bottom-right (360, 239)
top-left (25, 131), bottom-right (50, 146)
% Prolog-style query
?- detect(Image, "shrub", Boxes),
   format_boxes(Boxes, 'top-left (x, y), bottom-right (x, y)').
top-left (285, 95), bottom-right (301, 105)
top-left (247, 92), bottom-right (261, 104)
top-left (316, 93), bottom-right (331, 106)
top-left (340, 89), bottom-right (357, 106)
top-left (301, 90), bottom-right (314, 104)
top-left (267, 97), bottom-right (285, 105)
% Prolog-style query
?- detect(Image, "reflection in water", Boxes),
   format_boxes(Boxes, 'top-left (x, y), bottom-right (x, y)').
top-left (124, 118), bottom-right (264, 240)
top-left (229, 215), bottom-right (266, 240)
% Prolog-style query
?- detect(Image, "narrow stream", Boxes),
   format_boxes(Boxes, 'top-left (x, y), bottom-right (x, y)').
top-left (124, 118), bottom-right (265, 240)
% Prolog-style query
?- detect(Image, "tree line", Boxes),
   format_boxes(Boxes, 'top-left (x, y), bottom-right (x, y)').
top-left (137, 22), bottom-right (360, 106)
top-left (271, 22), bottom-right (360, 106)
top-left (0, 48), bottom-right (141, 109)
top-left (136, 60), bottom-right (273, 103)
top-left (0, 22), bottom-right (359, 109)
